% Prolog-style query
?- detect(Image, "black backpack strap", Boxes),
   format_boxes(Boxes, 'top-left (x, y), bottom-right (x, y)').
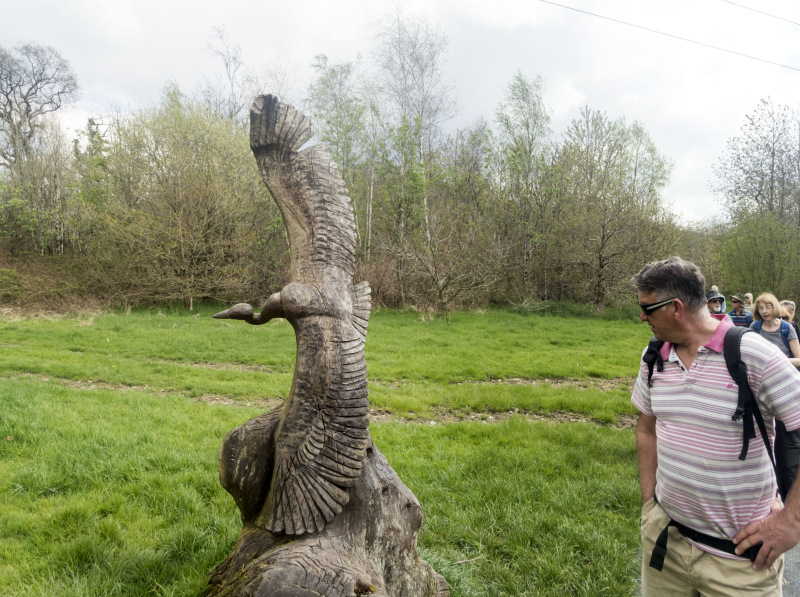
top-left (643, 336), bottom-right (664, 388)
top-left (724, 327), bottom-right (778, 474)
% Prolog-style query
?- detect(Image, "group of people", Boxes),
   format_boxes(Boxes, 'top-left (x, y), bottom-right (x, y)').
top-left (632, 257), bottom-right (800, 596)
top-left (706, 289), bottom-right (800, 366)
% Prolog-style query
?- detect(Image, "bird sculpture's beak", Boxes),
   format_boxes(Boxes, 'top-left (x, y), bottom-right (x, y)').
top-left (213, 303), bottom-right (254, 320)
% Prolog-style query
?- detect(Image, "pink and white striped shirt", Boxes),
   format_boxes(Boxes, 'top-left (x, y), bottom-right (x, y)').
top-left (632, 314), bottom-right (800, 558)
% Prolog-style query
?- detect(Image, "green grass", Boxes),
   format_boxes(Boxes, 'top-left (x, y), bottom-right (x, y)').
top-left (0, 306), bottom-right (650, 596)
top-left (373, 419), bottom-right (639, 596)
top-left (0, 305), bottom-right (649, 420)
top-left (0, 378), bottom-right (253, 597)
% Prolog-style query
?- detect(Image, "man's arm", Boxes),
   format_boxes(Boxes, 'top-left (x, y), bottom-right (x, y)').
top-left (637, 413), bottom-right (658, 503)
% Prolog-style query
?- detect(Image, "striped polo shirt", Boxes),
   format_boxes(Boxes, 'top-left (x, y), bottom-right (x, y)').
top-left (632, 314), bottom-right (800, 558)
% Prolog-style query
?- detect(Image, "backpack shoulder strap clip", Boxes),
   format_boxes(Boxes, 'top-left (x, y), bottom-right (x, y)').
top-left (642, 336), bottom-right (664, 388)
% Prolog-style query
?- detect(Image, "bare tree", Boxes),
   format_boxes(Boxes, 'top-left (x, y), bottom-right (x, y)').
top-left (713, 98), bottom-right (799, 221)
top-left (0, 42), bottom-right (79, 170)
top-left (562, 108), bottom-right (675, 311)
top-left (197, 27), bottom-right (247, 124)
top-left (373, 6), bottom-right (456, 302)
top-left (376, 5), bottom-right (456, 158)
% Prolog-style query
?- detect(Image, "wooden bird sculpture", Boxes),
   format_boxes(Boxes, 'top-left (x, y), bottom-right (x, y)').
top-left (213, 95), bottom-right (371, 536)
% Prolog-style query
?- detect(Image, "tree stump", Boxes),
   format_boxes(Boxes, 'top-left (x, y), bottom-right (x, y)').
top-left (208, 418), bottom-right (448, 596)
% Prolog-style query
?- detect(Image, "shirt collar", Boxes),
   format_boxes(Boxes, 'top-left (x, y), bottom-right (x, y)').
top-left (659, 312), bottom-right (731, 359)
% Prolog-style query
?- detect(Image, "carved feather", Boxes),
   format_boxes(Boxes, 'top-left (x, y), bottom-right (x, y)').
top-left (248, 95), bottom-right (371, 535)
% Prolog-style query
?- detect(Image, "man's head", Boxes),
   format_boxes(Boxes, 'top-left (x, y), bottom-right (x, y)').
top-left (631, 257), bottom-right (709, 340)
top-left (706, 290), bottom-right (724, 314)
top-left (730, 294), bottom-right (745, 312)
top-left (632, 257), bottom-right (707, 313)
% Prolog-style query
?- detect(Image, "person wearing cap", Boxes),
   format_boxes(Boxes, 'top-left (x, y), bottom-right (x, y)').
top-left (728, 294), bottom-right (753, 327)
top-left (706, 289), bottom-right (725, 315)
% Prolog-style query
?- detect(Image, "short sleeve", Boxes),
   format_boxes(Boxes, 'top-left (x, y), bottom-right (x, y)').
top-left (631, 349), bottom-right (654, 417)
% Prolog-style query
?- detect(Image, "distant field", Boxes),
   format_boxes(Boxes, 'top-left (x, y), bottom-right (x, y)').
top-left (0, 306), bottom-right (650, 596)
top-left (0, 304), bottom-right (649, 421)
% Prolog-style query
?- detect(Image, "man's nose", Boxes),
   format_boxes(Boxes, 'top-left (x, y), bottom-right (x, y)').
top-left (640, 311), bottom-right (648, 322)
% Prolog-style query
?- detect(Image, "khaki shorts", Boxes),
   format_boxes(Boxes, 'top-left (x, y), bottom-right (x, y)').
top-left (640, 497), bottom-right (784, 596)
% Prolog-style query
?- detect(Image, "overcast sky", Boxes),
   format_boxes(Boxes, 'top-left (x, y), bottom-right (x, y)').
top-left (3, 0), bottom-right (800, 224)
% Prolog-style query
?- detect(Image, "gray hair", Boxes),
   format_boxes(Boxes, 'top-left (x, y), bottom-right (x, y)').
top-left (631, 256), bottom-right (707, 313)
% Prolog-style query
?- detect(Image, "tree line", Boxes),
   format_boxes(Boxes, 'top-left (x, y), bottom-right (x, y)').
top-left (0, 13), bottom-right (786, 314)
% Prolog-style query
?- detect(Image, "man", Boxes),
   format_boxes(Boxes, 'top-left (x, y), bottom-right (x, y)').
top-left (632, 256), bottom-right (800, 595)
top-left (706, 289), bottom-right (725, 315)
top-left (729, 293), bottom-right (754, 327)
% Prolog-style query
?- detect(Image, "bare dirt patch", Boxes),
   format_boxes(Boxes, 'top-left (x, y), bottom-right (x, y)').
top-left (192, 394), bottom-right (283, 410)
top-left (7, 372), bottom-right (635, 428)
top-left (460, 376), bottom-right (635, 392)
top-left (146, 359), bottom-right (280, 374)
top-left (368, 406), bottom-right (637, 429)
top-left (7, 372), bottom-right (283, 409)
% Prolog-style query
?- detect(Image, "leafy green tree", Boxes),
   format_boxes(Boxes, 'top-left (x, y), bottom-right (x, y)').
top-left (97, 85), bottom-right (284, 308)
top-left (306, 55), bottom-right (365, 188)
top-left (712, 98), bottom-right (800, 297)
top-left (491, 71), bottom-right (561, 301)
top-left (719, 212), bottom-right (800, 299)
top-left (0, 43), bottom-right (81, 256)
top-left (383, 120), bottom-right (500, 316)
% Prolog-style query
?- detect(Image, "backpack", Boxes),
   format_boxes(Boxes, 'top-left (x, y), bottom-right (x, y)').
top-left (642, 326), bottom-right (777, 469)
top-left (751, 319), bottom-right (791, 351)
top-left (643, 326), bottom-right (780, 571)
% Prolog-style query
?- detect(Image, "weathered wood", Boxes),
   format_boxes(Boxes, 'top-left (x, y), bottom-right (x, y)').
top-left (208, 95), bottom-right (448, 596)
top-left (209, 439), bottom-right (449, 596)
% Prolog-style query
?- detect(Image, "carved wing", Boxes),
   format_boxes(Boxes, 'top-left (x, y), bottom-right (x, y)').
top-left (254, 282), bottom-right (372, 535)
top-left (250, 95), bottom-right (357, 285)
top-left (247, 95), bottom-right (371, 535)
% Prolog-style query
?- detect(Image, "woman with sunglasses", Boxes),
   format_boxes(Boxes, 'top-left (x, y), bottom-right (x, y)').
top-left (752, 292), bottom-right (800, 501)
top-left (780, 299), bottom-right (799, 336)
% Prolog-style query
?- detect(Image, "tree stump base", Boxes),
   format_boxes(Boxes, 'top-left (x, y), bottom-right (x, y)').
top-left (207, 419), bottom-right (449, 597)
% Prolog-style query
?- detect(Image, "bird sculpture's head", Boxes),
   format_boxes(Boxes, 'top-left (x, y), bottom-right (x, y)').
top-left (213, 292), bottom-right (283, 325)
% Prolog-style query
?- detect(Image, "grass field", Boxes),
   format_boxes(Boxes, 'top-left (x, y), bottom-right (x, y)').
top-left (0, 304), bottom-right (652, 596)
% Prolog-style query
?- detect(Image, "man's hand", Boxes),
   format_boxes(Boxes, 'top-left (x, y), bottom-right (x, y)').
top-left (733, 501), bottom-right (800, 570)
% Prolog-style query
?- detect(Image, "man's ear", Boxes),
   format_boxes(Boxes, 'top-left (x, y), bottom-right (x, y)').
top-left (671, 298), bottom-right (686, 320)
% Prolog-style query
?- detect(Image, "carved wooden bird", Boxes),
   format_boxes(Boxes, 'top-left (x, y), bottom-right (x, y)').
top-left (213, 95), bottom-right (370, 535)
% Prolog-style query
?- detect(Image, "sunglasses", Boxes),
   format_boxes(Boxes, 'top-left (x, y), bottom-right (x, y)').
top-left (782, 316), bottom-right (790, 321)
top-left (639, 298), bottom-right (675, 314)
